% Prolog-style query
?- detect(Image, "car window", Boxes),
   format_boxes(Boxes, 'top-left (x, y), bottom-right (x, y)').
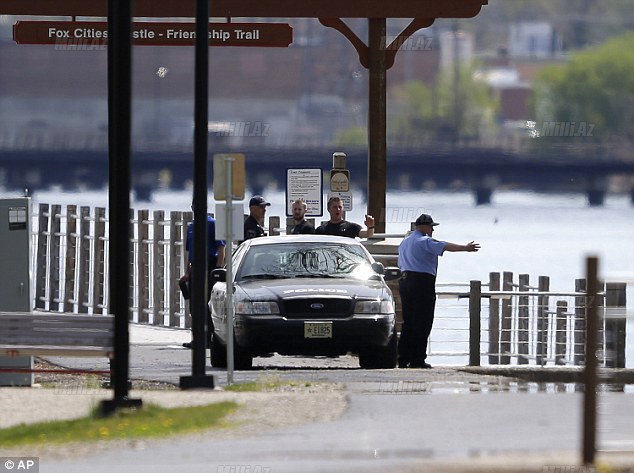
top-left (237, 243), bottom-right (376, 280)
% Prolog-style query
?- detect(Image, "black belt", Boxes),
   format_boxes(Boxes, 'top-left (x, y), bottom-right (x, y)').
top-left (401, 270), bottom-right (434, 279)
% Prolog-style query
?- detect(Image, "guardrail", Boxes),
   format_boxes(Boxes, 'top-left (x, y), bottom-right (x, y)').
top-left (33, 204), bottom-right (192, 328)
top-left (32, 203), bottom-right (629, 367)
top-left (458, 275), bottom-right (627, 368)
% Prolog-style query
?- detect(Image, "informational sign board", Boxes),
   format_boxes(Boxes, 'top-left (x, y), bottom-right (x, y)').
top-left (213, 153), bottom-right (246, 201)
top-left (286, 168), bottom-right (323, 217)
top-left (328, 191), bottom-right (353, 212)
top-left (13, 21), bottom-right (293, 47)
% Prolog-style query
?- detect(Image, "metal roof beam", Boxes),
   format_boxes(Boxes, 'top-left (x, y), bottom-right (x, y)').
top-left (0, 0), bottom-right (487, 19)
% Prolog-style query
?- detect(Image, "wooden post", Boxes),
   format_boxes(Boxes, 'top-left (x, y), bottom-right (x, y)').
top-left (34, 203), bottom-right (49, 310)
top-left (137, 209), bottom-right (150, 323)
top-left (92, 207), bottom-right (106, 314)
top-left (536, 276), bottom-right (550, 366)
top-left (605, 282), bottom-right (627, 368)
top-left (367, 17), bottom-right (387, 234)
top-left (152, 210), bottom-right (166, 326)
top-left (128, 208), bottom-right (135, 322)
top-left (268, 216), bottom-right (281, 236)
top-left (63, 205), bottom-right (78, 313)
top-left (488, 272), bottom-right (500, 364)
top-left (597, 280), bottom-right (606, 366)
top-left (48, 204), bottom-right (62, 312)
top-left (574, 278), bottom-right (587, 365)
top-left (500, 271), bottom-right (513, 364)
top-left (555, 300), bottom-right (567, 365)
top-left (77, 206), bottom-right (91, 314)
top-left (469, 280), bottom-right (481, 366)
top-left (168, 211), bottom-right (182, 328)
top-left (517, 274), bottom-right (529, 364)
top-left (583, 256), bottom-right (599, 466)
top-left (183, 211), bottom-right (193, 329)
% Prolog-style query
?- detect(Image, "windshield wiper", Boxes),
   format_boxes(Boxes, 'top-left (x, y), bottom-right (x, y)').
top-left (293, 273), bottom-right (343, 279)
top-left (241, 274), bottom-right (288, 280)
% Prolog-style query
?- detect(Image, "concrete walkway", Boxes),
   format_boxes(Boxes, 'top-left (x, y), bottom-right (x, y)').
top-left (2, 324), bottom-right (634, 472)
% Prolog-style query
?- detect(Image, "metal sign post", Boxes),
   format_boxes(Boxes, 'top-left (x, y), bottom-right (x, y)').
top-left (224, 156), bottom-right (235, 385)
top-left (214, 153), bottom-right (245, 385)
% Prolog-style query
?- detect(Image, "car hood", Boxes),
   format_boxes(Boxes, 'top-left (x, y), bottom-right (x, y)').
top-left (235, 277), bottom-right (390, 301)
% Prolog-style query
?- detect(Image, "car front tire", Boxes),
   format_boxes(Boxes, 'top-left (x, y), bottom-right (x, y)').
top-left (233, 341), bottom-right (254, 370)
top-left (210, 333), bottom-right (227, 368)
top-left (358, 326), bottom-right (398, 369)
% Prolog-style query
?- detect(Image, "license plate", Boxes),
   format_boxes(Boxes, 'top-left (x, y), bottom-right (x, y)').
top-left (304, 322), bottom-right (332, 338)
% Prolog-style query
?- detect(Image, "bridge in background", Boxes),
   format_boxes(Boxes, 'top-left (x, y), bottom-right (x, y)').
top-left (1, 143), bottom-right (633, 205)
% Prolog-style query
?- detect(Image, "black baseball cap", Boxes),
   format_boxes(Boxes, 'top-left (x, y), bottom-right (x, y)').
top-left (415, 214), bottom-right (439, 226)
top-left (249, 195), bottom-right (271, 207)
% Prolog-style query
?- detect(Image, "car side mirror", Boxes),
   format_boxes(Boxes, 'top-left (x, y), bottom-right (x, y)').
top-left (371, 262), bottom-right (385, 275)
top-left (383, 267), bottom-right (402, 281)
top-left (210, 268), bottom-right (227, 283)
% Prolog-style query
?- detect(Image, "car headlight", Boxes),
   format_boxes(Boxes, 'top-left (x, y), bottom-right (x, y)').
top-left (235, 301), bottom-right (280, 315)
top-left (354, 299), bottom-right (394, 315)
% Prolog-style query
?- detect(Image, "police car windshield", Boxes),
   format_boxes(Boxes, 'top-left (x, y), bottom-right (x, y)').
top-left (237, 243), bottom-right (375, 281)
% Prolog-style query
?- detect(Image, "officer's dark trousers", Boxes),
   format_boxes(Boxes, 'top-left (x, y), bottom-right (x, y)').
top-left (398, 271), bottom-right (436, 365)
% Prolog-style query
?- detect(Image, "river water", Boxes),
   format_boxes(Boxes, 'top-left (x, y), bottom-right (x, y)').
top-left (27, 186), bottom-right (633, 291)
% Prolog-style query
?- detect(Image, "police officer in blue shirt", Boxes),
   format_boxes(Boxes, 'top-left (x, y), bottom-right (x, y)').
top-left (397, 214), bottom-right (480, 368)
top-left (183, 209), bottom-right (225, 349)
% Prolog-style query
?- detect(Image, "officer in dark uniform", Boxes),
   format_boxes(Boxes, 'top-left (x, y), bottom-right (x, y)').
top-left (244, 195), bottom-right (270, 241)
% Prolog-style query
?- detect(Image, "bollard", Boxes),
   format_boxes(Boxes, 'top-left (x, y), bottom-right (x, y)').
top-left (64, 205), bottom-right (79, 313)
top-left (78, 206), bottom-right (91, 314)
top-left (582, 256), bottom-right (599, 466)
top-left (49, 204), bottom-right (62, 312)
top-left (35, 203), bottom-right (49, 310)
top-left (268, 216), bottom-right (281, 236)
top-left (469, 280), bottom-right (481, 366)
top-left (152, 210), bottom-right (166, 325)
top-left (93, 207), bottom-right (107, 314)
top-left (536, 276), bottom-right (550, 366)
top-left (500, 271), bottom-right (513, 364)
top-left (555, 300), bottom-right (568, 365)
top-left (517, 274), bottom-right (530, 364)
top-left (488, 272), bottom-right (500, 365)
top-left (574, 278), bottom-right (587, 365)
top-left (137, 209), bottom-right (150, 323)
top-left (168, 211), bottom-right (184, 328)
top-left (605, 282), bottom-right (627, 368)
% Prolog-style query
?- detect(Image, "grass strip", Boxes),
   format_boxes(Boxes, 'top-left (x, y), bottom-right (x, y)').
top-left (0, 401), bottom-right (239, 447)
top-left (224, 380), bottom-right (314, 392)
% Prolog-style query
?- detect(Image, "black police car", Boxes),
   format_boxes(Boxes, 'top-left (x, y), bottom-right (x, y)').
top-left (208, 235), bottom-right (401, 369)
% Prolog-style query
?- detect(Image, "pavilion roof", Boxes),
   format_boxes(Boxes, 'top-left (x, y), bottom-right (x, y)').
top-left (0, 0), bottom-right (487, 19)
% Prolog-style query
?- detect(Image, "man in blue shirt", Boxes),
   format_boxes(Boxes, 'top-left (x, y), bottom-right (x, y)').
top-left (397, 213), bottom-right (480, 368)
top-left (186, 214), bottom-right (225, 272)
top-left (183, 211), bottom-right (225, 349)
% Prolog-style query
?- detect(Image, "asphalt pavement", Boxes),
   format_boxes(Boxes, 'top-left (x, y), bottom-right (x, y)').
top-left (35, 325), bottom-right (634, 472)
